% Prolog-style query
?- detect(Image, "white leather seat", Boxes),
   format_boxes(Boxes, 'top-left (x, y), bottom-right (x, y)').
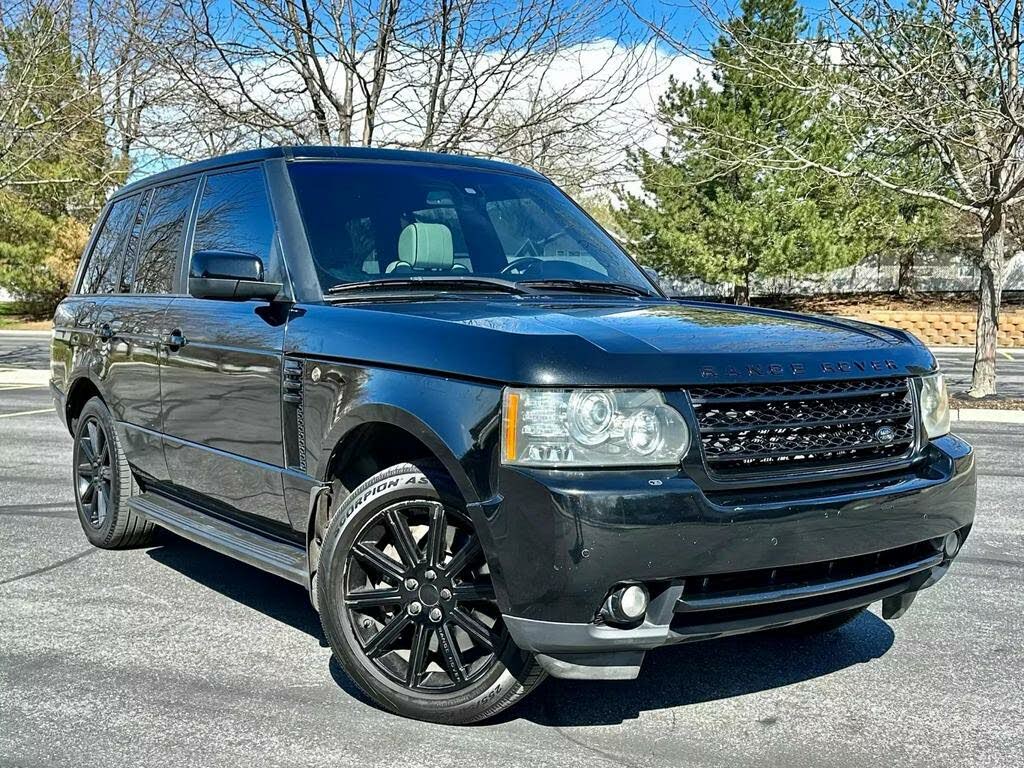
top-left (386, 223), bottom-right (454, 273)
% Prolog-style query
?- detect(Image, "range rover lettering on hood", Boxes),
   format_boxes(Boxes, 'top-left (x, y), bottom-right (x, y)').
top-left (699, 359), bottom-right (900, 378)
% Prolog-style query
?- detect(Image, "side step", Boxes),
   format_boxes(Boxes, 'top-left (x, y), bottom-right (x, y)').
top-left (129, 493), bottom-right (309, 587)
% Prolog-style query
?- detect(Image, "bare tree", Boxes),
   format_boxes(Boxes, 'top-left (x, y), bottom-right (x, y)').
top-left (163, 0), bottom-right (661, 189)
top-left (81, 0), bottom-right (180, 175)
top-left (633, 0), bottom-right (1024, 397)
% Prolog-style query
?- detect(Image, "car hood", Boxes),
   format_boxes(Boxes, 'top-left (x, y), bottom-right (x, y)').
top-left (290, 297), bottom-right (936, 387)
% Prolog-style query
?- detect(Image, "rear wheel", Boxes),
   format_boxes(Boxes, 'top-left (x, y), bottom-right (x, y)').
top-left (317, 462), bottom-right (544, 724)
top-left (72, 397), bottom-right (155, 549)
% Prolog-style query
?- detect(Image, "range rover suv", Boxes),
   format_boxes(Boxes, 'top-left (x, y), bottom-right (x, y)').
top-left (51, 147), bottom-right (976, 724)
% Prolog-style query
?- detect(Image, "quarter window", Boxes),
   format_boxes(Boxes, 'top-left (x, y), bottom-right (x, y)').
top-left (192, 167), bottom-right (277, 279)
top-left (78, 195), bottom-right (138, 294)
top-left (131, 178), bottom-right (198, 294)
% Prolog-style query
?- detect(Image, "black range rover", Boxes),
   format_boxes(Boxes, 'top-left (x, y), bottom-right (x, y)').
top-left (51, 147), bottom-right (976, 723)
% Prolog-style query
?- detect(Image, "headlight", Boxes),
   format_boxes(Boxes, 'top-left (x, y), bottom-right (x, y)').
top-left (502, 388), bottom-right (689, 467)
top-left (919, 373), bottom-right (950, 439)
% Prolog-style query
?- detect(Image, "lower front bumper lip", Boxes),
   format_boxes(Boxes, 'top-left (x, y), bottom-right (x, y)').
top-left (504, 554), bottom-right (953, 658)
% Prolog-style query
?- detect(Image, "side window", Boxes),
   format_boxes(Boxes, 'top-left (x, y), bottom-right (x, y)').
top-left (132, 178), bottom-right (198, 294)
top-left (192, 166), bottom-right (278, 279)
top-left (119, 190), bottom-right (151, 293)
top-left (78, 195), bottom-right (138, 294)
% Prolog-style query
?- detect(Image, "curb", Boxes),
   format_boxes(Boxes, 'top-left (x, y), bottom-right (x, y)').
top-left (0, 368), bottom-right (50, 386)
top-left (951, 408), bottom-right (1024, 424)
top-left (0, 329), bottom-right (51, 338)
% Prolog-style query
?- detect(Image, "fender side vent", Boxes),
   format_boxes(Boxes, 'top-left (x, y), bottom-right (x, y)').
top-left (283, 358), bottom-right (307, 472)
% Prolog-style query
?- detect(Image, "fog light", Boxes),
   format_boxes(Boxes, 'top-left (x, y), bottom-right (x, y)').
top-left (943, 532), bottom-right (960, 558)
top-left (602, 584), bottom-right (649, 624)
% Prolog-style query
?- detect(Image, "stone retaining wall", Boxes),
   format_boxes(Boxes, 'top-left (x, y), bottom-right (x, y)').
top-left (849, 310), bottom-right (1024, 347)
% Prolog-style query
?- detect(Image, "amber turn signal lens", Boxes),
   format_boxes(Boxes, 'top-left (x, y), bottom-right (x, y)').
top-left (503, 391), bottom-right (520, 462)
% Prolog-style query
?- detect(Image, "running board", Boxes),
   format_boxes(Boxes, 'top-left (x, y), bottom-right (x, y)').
top-left (129, 493), bottom-right (309, 587)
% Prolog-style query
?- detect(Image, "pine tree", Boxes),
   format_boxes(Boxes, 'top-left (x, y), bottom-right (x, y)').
top-left (0, 2), bottom-right (116, 315)
top-left (616, 0), bottom-right (944, 304)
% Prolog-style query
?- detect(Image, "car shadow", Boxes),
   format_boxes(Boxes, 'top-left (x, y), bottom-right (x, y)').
top-left (146, 537), bottom-right (327, 644)
top-left (147, 537), bottom-right (895, 726)
top-left (505, 611), bottom-right (895, 727)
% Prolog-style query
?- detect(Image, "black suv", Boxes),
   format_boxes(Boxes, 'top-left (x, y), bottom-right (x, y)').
top-left (51, 147), bottom-right (976, 723)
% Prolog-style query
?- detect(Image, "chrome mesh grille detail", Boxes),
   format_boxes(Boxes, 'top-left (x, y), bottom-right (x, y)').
top-left (688, 377), bottom-right (916, 480)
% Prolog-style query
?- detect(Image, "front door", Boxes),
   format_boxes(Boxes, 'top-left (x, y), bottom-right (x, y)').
top-left (159, 164), bottom-right (291, 530)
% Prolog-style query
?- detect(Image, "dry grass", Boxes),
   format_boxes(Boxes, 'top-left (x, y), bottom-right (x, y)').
top-left (0, 303), bottom-right (52, 331)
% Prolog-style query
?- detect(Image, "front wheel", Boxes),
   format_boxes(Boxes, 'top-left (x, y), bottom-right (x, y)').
top-left (317, 462), bottom-right (544, 724)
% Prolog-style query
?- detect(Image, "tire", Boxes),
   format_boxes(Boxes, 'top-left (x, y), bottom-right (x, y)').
top-left (774, 607), bottom-right (866, 636)
top-left (317, 461), bottom-right (545, 724)
top-left (71, 397), bottom-right (156, 549)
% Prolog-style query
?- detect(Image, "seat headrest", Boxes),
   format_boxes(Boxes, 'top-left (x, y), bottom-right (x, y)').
top-left (398, 223), bottom-right (454, 271)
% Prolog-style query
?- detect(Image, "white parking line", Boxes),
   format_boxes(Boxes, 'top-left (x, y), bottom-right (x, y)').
top-left (0, 408), bottom-right (53, 419)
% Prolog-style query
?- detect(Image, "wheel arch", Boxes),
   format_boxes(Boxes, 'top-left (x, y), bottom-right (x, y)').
top-left (306, 407), bottom-right (483, 584)
top-left (315, 404), bottom-right (483, 505)
top-left (64, 375), bottom-right (106, 433)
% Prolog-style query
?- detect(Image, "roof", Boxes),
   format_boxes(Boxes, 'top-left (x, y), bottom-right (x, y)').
top-left (115, 145), bottom-right (547, 197)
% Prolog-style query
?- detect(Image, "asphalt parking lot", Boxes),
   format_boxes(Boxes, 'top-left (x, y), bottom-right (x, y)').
top-left (2, 332), bottom-right (1023, 767)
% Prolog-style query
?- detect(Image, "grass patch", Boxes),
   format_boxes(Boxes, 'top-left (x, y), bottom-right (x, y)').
top-left (0, 302), bottom-right (52, 331)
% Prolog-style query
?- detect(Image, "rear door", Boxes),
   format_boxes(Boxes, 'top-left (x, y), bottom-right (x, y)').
top-left (52, 195), bottom-right (140, 402)
top-left (101, 178), bottom-right (199, 484)
top-left (159, 164), bottom-right (291, 530)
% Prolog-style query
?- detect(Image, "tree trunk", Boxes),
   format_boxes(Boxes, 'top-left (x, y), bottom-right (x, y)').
top-left (897, 251), bottom-right (916, 297)
top-left (733, 281), bottom-right (750, 305)
top-left (969, 209), bottom-right (1005, 397)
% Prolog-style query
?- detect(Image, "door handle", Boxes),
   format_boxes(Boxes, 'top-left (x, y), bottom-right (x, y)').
top-left (163, 330), bottom-right (187, 350)
top-left (96, 323), bottom-right (114, 341)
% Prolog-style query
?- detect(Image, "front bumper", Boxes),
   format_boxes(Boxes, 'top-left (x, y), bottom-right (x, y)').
top-left (469, 434), bottom-right (975, 680)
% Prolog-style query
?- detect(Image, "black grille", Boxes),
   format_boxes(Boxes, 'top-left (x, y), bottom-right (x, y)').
top-left (688, 377), bottom-right (917, 480)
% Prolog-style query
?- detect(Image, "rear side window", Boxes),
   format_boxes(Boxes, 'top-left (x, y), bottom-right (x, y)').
top-left (131, 178), bottom-right (198, 294)
top-left (192, 167), bottom-right (276, 274)
top-left (78, 195), bottom-right (138, 294)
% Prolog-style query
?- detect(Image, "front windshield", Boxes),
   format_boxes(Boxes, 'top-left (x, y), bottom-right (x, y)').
top-left (286, 159), bottom-right (655, 294)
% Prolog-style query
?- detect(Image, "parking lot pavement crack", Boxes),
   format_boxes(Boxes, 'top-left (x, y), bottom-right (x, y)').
top-left (0, 502), bottom-right (76, 519)
top-left (0, 548), bottom-right (97, 587)
top-left (552, 728), bottom-right (643, 768)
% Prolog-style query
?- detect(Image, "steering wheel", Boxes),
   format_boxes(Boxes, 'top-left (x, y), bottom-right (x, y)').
top-left (500, 257), bottom-right (545, 276)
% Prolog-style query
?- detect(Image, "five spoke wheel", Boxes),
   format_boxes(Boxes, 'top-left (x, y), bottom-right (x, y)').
top-left (75, 415), bottom-right (113, 528)
top-left (343, 500), bottom-right (501, 692)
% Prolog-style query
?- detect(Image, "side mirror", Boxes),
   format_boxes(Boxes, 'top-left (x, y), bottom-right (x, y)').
top-left (189, 250), bottom-right (283, 301)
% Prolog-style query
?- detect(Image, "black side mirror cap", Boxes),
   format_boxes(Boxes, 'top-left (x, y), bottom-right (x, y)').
top-left (191, 249), bottom-right (265, 281)
top-left (189, 250), bottom-right (283, 301)
top-left (642, 266), bottom-right (662, 286)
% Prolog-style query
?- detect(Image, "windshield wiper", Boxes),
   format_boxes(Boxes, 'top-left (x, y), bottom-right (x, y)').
top-left (325, 276), bottom-right (530, 296)
top-left (519, 279), bottom-right (653, 297)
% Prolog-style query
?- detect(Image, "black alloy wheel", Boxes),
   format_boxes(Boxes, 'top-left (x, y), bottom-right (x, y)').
top-left (344, 499), bottom-right (502, 691)
top-left (317, 462), bottom-right (544, 724)
top-left (71, 397), bottom-right (156, 549)
top-left (75, 414), bottom-right (114, 528)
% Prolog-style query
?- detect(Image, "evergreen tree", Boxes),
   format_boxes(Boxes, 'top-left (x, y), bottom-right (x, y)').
top-left (0, 2), bottom-right (116, 315)
top-left (616, 0), bottom-right (944, 303)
